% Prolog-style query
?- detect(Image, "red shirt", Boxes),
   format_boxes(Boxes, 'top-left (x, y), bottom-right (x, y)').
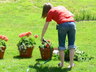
top-left (46, 6), bottom-right (75, 24)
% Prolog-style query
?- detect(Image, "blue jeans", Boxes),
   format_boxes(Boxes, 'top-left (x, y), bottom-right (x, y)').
top-left (57, 22), bottom-right (76, 50)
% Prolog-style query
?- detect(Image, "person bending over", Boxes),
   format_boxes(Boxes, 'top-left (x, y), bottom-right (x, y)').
top-left (41, 3), bottom-right (76, 68)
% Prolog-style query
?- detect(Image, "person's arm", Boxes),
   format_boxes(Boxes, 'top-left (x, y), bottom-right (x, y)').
top-left (41, 22), bottom-right (49, 41)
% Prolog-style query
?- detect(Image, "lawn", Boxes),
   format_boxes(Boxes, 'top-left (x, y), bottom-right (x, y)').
top-left (0, 0), bottom-right (96, 72)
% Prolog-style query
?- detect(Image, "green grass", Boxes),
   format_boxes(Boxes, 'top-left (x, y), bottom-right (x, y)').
top-left (0, 0), bottom-right (96, 21)
top-left (0, 0), bottom-right (96, 72)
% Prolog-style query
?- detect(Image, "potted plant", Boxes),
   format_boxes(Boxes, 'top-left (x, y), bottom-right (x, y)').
top-left (0, 35), bottom-right (8, 59)
top-left (17, 32), bottom-right (38, 58)
top-left (53, 49), bottom-right (94, 61)
top-left (39, 39), bottom-right (54, 60)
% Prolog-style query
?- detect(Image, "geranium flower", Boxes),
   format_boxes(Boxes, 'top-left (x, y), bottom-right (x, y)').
top-left (19, 33), bottom-right (26, 37)
top-left (0, 35), bottom-right (4, 39)
top-left (26, 32), bottom-right (32, 37)
top-left (47, 40), bottom-right (50, 43)
top-left (39, 39), bottom-right (53, 49)
top-left (34, 35), bottom-right (39, 38)
top-left (0, 35), bottom-right (8, 41)
top-left (4, 37), bottom-right (8, 41)
top-left (46, 44), bottom-right (50, 48)
top-left (19, 32), bottom-right (32, 38)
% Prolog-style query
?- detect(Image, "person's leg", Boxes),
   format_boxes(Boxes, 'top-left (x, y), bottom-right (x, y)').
top-left (58, 31), bottom-right (66, 67)
top-left (59, 50), bottom-right (64, 67)
top-left (57, 24), bottom-right (68, 67)
top-left (67, 22), bottom-right (76, 68)
top-left (69, 48), bottom-right (75, 68)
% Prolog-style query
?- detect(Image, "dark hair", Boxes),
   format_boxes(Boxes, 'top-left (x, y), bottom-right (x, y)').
top-left (42, 3), bottom-right (53, 18)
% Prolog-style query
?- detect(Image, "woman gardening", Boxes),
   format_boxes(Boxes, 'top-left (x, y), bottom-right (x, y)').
top-left (41, 3), bottom-right (76, 68)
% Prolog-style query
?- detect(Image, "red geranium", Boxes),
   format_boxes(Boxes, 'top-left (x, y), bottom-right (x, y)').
top-left (46, 44), bottom-right (50, 48)
top-left (34, 35), bottom-right (39, 38)
top-left (19, 32), bottom-right (32, 38)
top-left (39, 39), bottom-right (53, 49)
top-left (4, 37), bottom-right (8, 41)
top-left (26, 32), bottom-right (32, 36)
top-left (47, 40), bottom-right (50, 43)
top-left (17, 32), bottom-right (37, 52)
top-left (0, 35), bottom-right (8, 41)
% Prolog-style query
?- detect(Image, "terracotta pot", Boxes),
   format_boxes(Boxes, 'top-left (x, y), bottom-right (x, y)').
top-left (0, 47), bottom-right (6, 59)
top-left (19, 47), bottom-right (34, 58)
top-left (39, 47), bottom-right (53, 60)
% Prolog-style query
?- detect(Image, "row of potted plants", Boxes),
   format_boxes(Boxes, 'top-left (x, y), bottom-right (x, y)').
top-left (1, 32), bottom-right (93, 61)
top-left (0, 32), bottom-right (54, 60)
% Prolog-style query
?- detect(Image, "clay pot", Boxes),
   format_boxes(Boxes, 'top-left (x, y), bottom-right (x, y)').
top-left (0, 47), bottom-right (6, 59)
top-left (39, 47), bottom-right (53, 60)
top-left (19, 47), bottom-right (34, 58)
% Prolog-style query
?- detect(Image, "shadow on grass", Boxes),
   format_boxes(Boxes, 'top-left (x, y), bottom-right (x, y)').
top-left (13, 55), bottom-right (31, 59)
top-left (28, 65), bottom-right (71, 72)
top-left (26, 58), bottom-right (71, 72)
top-left (0, 58), bottom-right (4, 60)
top-left (35, 58), bottom-right (52, 65)
top-left (36, 58), bottom-right (51, 61)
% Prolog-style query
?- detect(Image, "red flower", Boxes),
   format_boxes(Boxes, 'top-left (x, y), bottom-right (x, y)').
top-left (26, 32), bottom-right (32, 37)
top-left (19, 33), bottom-right (26, 38)
top-left (2, 36), bottom-right (6, 40)
top-left (0, 35), bottom-right (3, 39)
top-left (0, 35), bottom-right (8, 41)
top-left (47, 40), bottom-right (50, 43)
top-left (4, 37), bottom-right (8, 41)
top-left (34, 35), bottom-right (39, 38)
top-left (19, 32), bottom-right (32, 38)
top-left (46, 44), bottom-right (50, 48)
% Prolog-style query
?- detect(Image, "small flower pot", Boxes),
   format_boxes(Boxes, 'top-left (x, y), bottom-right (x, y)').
top-left (19, 47), bottom-right (34, 58)
top-left (39, 47), bottom-right (53, 60)
top-left (0, 47), bottom-right (6, 59)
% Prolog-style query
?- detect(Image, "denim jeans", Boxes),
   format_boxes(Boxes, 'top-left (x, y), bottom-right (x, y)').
top-left (57, 22), bottom-right (76, 50)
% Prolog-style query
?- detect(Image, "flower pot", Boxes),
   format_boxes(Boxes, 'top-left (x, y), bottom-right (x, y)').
top-left (19, 47), bottom-right (34, 58)
top-left (39, 47), bottom-right (53, 60)
top-left (0, 47), bottom-right (6, 59)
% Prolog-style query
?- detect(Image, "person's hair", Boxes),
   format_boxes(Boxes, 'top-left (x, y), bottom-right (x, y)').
top-left (42, 3), bottom-right (53, 18)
